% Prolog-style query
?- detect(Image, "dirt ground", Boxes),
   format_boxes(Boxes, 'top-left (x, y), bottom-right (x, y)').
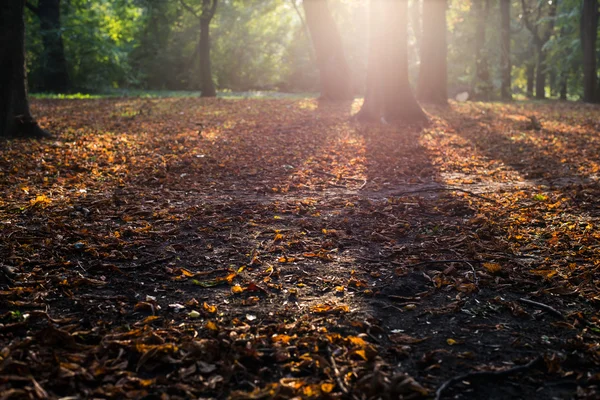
top-left (1, 98), bottom-right (600, 399)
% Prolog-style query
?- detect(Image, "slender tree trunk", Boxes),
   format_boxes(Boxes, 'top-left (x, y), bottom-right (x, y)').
top-left (416, 0), bottom-right (447, 104)
top-left (581, 0), bottom-right (598, 103)
top-left (410, 0), bottom-right (422, 49)
top-left (473, 0), bottom-right (491, 100)
top-left (535, 44), bottom-right (546, 99)
top-left (526, 62), bottom-right (535, 98)
top-left (560, 74), bottom-right (567, 100)
top-left (0, 0), bottom-right (49, 138)
top-left (302, 0), bottom-right (353, 101)
top-left (199, 17), bottom-right (216, 97)
top-left (357, 0), bottom-right (426, 124)
top-left (500, 0), bottom-right (512, 100)
top-left (36, 0), bottom-right (70, 92)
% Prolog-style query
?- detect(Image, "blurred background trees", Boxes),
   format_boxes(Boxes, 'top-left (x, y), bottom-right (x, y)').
top-left (22, 0), bottom-right (600, 102)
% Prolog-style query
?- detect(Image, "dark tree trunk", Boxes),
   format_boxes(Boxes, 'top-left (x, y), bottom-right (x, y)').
top-left (302, 0), bottom-right (353, 101)
top-left (0, 0), bottom-right (50, 138)
top-left (581, 0), bottom-right (598, 103)
top-left (416, 0), bottom-right (447, 105)
top-left (560, 74), bottom-right (567, 100)
top-left (500, 0), bottom-right (512, 100)
top-left (526, 63), bottom-right (535, 98)
top-left (357, 0), bottom-right (427, 124)
top-left (199, 16), bottom-right (216, 97)
top-left (180, 0), bottom-right (217, 97)
top-left (520, 0), bottom-right (556, 100)
top-left (473, 0), bottom-right (491, 100)
top-left (535, 44), bottom-right (546, 99)
top-left (28, 0), bottom-right (70, 92)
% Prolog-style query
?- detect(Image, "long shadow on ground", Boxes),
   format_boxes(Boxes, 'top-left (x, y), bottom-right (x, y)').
top-left (0, 99), bottom-right (599, 399)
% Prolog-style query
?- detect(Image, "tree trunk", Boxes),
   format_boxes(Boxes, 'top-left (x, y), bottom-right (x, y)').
top-left (357, 0), bottom-right (427, 124)
top-left (535, 44), bottom-right (546, 99)
top-left (410, 0), bottom-right (422, 49)
top-left (526, 63), bottom-right (535, 98)
top-left (559, 74), bottom-right (567, 100)
top-left (472, 0), bottom-right (491, 100)
top-left (199, 17), bottom-right (216, 97)
top-left (302, 0), bottom-right (353, 101)
top-left (581, 0), bottom-right (598, 103)
top-left (416, 0), bottom-right (447, 104)
top-left (36, 0), bottom-right (70, 92)
top-left (500, 0), bottom-right (511, 100)
top-left (0, 0), bottom-right (49, 138)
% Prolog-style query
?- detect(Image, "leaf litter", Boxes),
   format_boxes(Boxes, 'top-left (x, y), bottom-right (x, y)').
top-left (0, 98), bottom-right (600, 398)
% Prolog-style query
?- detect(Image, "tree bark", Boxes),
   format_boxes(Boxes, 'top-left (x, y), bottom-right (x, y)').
top-left (472, 0), bottom-right (491, 100)
top-left (357, 0), bottom-right (427, 124)
top-left (416, 0), bottom-right (447, 105)
top-left (0, 0), bottom-right (50, 138)
top-left (180, 0), bottom-right (217, 97)
top-left (535, 45), bottom-right (546, 99)
top-left (199, 16), bottom-right (216, 97)
top-left (302, 0), bottom-right (353, 101)
top-left (500, 0), bottom-right (511, 100)
top-left (410, 0), bottom-right (422, 49)
top-left (520, 0), bottom-right (556, 100)
top-left (559, 74), bottom-right (567, 100)
top-left (29, 0), bottom-right (70, 92)
top-left (526, 62), bottom-right (535, 98)
top-left (581, 0), bottom-right (598, 103)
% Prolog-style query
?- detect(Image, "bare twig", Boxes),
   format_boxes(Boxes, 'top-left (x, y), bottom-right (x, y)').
top-left (435, 356), bottom-right (543, 400)
top-left (387, 187), bottom-right (498, 204)
top-left (328, 347), bottom-right (359, 400)
top-left (518, 298), bottom-right (565, 320)
top-left (467, 261), bottom-right (479, 287)
top-left (408, 260), bottom-right (482, 269)
top-left (315, 169), bottom-right (365, 182)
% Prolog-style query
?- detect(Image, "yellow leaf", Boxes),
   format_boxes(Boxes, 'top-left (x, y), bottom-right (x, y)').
top-left (335, 286), bottom-right (345, 292)
top-left (232, 285), bottom-right (244, 294)
top-left (30, 194), bottom-right (52, 206)
top-left (483, 263), bottom-right (502, 274)
top-left (321, 382), bottom-right (335, 394)
top-left (348, 336), bottom-right (367, 347)
top-left (353, 349), bottom-right (368, 360)
top-left (206, 321), bottom-right (218, 331)
top-left (447, 338), bottom-right (458, 345)
top-left (272, 334), bottom-right (293, 344)
top-left (274, 233), bottom-right (284, 241)
top-left (203, 302), bottom-right (217, 313)
top-left (180, 268), bottom-right (195, 277)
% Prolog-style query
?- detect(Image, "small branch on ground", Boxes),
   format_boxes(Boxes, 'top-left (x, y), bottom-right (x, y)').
top-left (435, 356), bottom-right (543, 400)
top-left (387, 187), bottom-right (498, 204)
top-left (408, 260), bottom-right (482, 269)
top-left (328, 347), bottom-right (360, 400)
top-left (518, 298), bottom-right (565, 320)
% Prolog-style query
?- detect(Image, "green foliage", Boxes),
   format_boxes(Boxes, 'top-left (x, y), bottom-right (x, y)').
top-left (23, 0), bottom-right (598, 98)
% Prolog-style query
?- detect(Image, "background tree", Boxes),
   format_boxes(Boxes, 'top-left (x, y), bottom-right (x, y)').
top-left (180, 0), bottom-right (218, 97)
top-left (25, 0), bottom-right (70, 93)
top-left (500, 0), bottom-right (511, 100)
top-left (581, 0), bottom-right (598, 103)
top-left (521, 0), bottom-right (558, 99)
top-left (302, 0), bottom-right (353, 100)
top-left (416, 0), bottom-right (447, 104)
top-left (1, 0), bottom-right (49, 138)
top-left (357, 0), bottom-right (426, 123)
top-left (472, 0), bottom-right (491, 100)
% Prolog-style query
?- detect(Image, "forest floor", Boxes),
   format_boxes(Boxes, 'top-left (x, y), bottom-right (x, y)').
top-left (1, 97), bottom-right (600, 399)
